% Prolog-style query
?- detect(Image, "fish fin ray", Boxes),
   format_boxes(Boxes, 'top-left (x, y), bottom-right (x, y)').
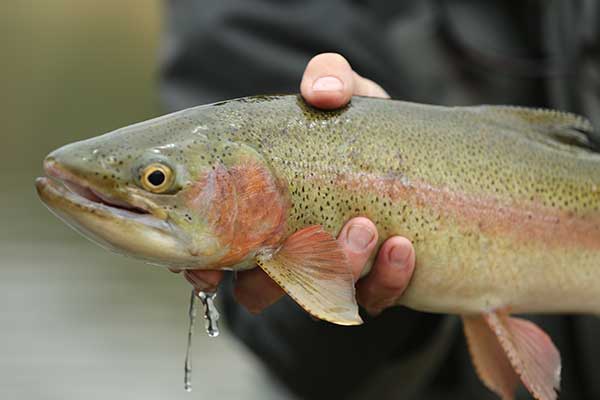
top-left (256, 225), bottom-right (362, 325)
top-left (464, 311), bottom-right (561, 400)
top-left (462, 315), bottom-right (519, 400)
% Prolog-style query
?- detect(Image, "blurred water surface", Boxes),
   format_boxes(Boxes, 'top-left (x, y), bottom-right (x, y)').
top-left (0, 2), bottom-right (289, 399)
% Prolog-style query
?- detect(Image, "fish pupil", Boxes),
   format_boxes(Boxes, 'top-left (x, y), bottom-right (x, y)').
top-left (148, 170), bottom-right (166, 186)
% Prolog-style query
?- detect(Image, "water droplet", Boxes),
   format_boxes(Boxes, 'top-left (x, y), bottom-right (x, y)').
top-left (184, 289), bottom-right (197, 392)
top-left (182, 289), bottom-right (221, 392)
top-left (198, 290), bottom-right (220, 337)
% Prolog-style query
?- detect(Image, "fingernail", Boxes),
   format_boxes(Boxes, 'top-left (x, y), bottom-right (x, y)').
top-left (312, 76), bottom-right (343, 92)
top-left (388, 245), bottom-right (409, 269)
top-left (346, 224), bottom-right (374, 251)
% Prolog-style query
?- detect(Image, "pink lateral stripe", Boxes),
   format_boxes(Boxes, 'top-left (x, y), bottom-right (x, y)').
top-left (312, 170), bottom-right (600, 250)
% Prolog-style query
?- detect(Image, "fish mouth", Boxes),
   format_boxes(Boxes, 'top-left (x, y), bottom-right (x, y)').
top-left (35, 159), bottom-right (196, 266)
top-left (35, 176), bottom-right (160, 226)
top-left (37, 158), bottom-right (156, 221)
top-left (36, 159), bottom-right (155, 220)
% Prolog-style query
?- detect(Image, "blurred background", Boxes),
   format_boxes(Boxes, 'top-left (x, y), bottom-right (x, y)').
top-left (0, 1), bottom-right (290, 399)
top-left (4, 1), bottom-right (599, 399)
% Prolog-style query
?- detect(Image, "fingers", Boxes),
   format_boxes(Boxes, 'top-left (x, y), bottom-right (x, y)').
top-left (233, 268), bottom-right (285, 314)
top-left (356, 236), bottom-right (415, 316)
top-left (183, 269), bottom-right (224, 292)
top-left (336, 217), bottom-right (379, 280)
top-left (300, 53), bottom-right (389, 110)
top-left (337, 218), bottom-right (415, 316)
top-left (301, 53), bottom-right (354, 109)
top-left (352, 71), bottom-right (390, 99)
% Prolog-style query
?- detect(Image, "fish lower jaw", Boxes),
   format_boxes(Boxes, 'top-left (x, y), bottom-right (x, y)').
top-left (35, 176), bottom-right (198, 266)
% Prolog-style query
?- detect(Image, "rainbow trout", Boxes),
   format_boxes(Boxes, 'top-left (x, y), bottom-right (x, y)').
top-left (36, 95), bottom-right (600, 400)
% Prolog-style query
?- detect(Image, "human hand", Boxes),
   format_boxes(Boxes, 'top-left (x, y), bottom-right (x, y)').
top-left (178, 53), bottom-right (416, 316)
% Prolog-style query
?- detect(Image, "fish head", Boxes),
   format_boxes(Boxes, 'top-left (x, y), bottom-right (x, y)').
top-left (35, 106), bottom-right (289, 269)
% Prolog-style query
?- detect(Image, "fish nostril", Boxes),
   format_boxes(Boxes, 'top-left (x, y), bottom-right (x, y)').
top-left (43, 155), bottom-right (70, 181)
top-left (43, 156), bottom-right (57, 174)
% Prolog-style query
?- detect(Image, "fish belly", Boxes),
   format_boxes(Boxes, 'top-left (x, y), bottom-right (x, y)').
top-left (397, 218), bottom-right (600, 315)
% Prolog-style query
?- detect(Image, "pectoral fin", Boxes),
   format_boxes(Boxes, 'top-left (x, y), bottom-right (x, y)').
top-left (256, 225), bottom-right (362, 326)
top-left (462, 312), bottom-right (561, 400)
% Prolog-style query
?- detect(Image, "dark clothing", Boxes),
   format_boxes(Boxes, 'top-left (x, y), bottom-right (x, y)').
top-left (161, 1), bottom-right (600, 399)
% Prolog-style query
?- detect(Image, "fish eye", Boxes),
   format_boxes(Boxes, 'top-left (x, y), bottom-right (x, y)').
top-left (140, 163), bottom-right (174, 193)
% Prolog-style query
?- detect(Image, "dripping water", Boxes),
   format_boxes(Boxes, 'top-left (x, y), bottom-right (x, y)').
top-left (198, 290), bottom-right (220, 337)
top-left (183, 289), bottom-right (197, 392)
top-left (183, 289), bottom-right (221, 392)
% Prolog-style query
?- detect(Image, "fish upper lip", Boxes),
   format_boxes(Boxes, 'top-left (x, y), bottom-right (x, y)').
top-left (42, 158), bottom-right (150, 216)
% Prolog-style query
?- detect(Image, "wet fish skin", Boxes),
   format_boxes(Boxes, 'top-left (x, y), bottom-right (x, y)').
top-left (189, 95), bottom-right (600, 316)
top-left (36, 94), bottom-right (600, 314)
top-left (36, 95), bottom-right (600, 400)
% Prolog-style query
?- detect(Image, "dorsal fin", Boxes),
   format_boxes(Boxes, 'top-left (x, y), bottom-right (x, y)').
top-left (466, 105), bottom-right (597, 151)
